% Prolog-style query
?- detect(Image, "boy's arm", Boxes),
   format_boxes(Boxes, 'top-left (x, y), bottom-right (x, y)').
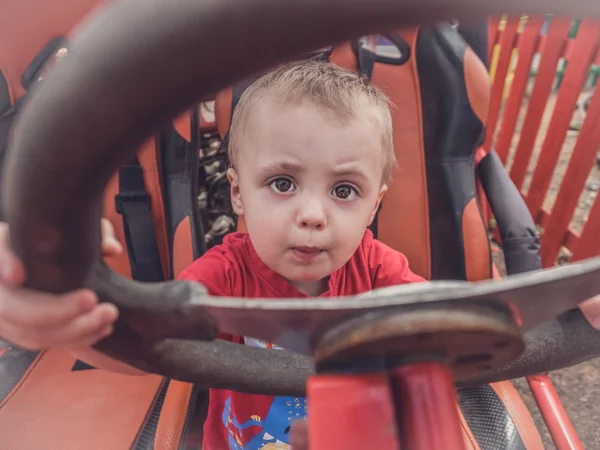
top-left (0, 219), bottom-right (146, 374)
top-left (0, 221), bottom-right (119, 347)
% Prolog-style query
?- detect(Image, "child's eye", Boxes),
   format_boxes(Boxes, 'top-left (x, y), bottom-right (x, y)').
top-left (332, 184), bottom-right (358, 200)
top-left (269, 177), bottom-right (296, 193)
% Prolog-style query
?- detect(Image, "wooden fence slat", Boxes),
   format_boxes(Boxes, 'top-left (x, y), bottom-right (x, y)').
top-left (525, 20), bottom-right (600, 220)
top-left (508, 18), bottom-right (572, 191)
top-left (563, 227), bottom-right (580, 253)
top-left (495, 16), bottom-right (545, 164)
top-left (538, 209), bottom-right (580, 249)
top-left (540, 81), bottom-right (600, 267)
top-left (540, 35), bottom-right (599, 65)
top-left (537, 35), bottom-right (548, 53)
top-left (489, 16), bottom-right (501, 60)
top-left (563, 39), bottom-right (576, 60)
top-left (572, 192), bottom-right (600, 262)
top-left (484, 16), bottom-right (521, 151)
top-left (488, 16), bottom-right (502, 73)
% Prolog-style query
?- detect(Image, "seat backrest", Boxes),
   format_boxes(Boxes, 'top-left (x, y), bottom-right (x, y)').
top-left (214, 25), bottom-right (493, 282)
top-left (0, 0), bottom-right (106, 219)
top-left (0, 2), bottom-right (203, 447)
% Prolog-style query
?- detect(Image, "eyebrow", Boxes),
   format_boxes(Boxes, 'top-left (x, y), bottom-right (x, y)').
top-left (259, 161), bottom-right (305, 175)
top-left (257, 161), bottom-right (371, 183)
top-left (331, 164), bottom-right (371, 183)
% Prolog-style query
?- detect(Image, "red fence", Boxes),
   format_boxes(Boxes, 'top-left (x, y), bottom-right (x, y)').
top-left (488, 16), bottom-right (600, 268)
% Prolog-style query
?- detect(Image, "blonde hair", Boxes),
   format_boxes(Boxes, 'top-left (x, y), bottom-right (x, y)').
top-left (228, 60), bottom-right (397, 184)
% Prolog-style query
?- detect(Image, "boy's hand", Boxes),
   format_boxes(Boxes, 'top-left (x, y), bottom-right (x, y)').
top-left (0, 220), bottom-right (121, 350)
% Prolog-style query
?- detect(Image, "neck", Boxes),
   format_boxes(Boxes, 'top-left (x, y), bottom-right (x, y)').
top-left (289, 277), bottom-right (329, 296)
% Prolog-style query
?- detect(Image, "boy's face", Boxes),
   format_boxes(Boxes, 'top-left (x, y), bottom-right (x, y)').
top-left (228, 98), bottom-right (387, 292)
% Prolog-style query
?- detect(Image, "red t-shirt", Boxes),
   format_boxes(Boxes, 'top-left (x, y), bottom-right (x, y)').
top-left (178, 230), bottom-right (425, 450)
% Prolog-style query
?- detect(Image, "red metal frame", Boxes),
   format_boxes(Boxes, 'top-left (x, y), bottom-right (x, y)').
top-left (527, 375), bottom-right (584, 450)
top-left (307, 362), bottom-right (465, 450)
top-left (307, 372), bottom-right (399, 449)
top-left (391, 362), bottom-right (465, 450)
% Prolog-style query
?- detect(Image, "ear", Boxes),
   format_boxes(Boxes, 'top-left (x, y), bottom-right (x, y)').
top-left (368, 184), bottom-right (388, 226)
top-left (227, 168), bottom-right (244, 216)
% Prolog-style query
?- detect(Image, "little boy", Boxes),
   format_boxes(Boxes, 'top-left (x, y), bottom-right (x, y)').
top-left (0, 60), bottom-right (426, 449)
top-left (177, 61), bottom-right (426, 449)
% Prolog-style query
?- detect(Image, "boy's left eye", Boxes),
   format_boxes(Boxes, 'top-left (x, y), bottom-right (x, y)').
top-left (332, 184), bottom-right (358, 200)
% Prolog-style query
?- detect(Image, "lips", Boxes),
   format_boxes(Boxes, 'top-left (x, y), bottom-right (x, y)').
top-left (291, 246), bottom-right (325, 262)
top-left (294, 246), bottom-right (323, 253)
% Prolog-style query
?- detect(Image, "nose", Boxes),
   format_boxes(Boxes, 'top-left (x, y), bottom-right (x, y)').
top-left (297, 198), bottom-right (327, 230)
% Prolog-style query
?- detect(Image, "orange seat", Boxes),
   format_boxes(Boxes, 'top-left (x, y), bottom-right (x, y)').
top-left (0, 2), bottom-right (206, 447)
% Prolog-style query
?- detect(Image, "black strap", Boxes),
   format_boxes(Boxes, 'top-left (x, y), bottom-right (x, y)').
top-left (357, 44), bottom-right (377, 80)
top-left (0, 97), bottom-right (24, 223)
top-left (21, 36), bottom-right (68, 90)
top-left (115, 157), bottom-right (165, 282)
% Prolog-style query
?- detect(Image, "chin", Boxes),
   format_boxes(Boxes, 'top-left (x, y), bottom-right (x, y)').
top-left (286, 268), bottom-right (329, 283)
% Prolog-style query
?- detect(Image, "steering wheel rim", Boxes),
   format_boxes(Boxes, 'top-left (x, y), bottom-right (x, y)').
top-left (2, 0), bottom-right (600, 389)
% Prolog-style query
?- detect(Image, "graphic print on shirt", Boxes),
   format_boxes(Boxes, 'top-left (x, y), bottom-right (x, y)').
top-left (222, 396), bottom-right (308, 450)
top-left (221, 337), bottom-right (309, 450)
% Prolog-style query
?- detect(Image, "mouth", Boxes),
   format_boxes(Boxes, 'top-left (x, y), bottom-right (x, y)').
top-left (294, 246), bottom-right (325, 253)
top-left (291, 246), bottom-right (326, 262)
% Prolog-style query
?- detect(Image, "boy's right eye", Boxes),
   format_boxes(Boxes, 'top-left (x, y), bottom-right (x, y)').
top-left (269, 177), bottom-right (296, 193)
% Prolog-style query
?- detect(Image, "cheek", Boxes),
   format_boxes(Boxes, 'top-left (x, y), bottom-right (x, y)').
top-left (334, 200), bottom-right (376, 230)
top-left (329, 203), bottom-right (374, 249)
top-left (241, 191), bottom-right (288, 235)
top-left (243, 201), bottom-right (290, 269)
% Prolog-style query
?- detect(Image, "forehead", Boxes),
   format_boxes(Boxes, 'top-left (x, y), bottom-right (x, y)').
top-left (238, 98), bottom-right (384, 174)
